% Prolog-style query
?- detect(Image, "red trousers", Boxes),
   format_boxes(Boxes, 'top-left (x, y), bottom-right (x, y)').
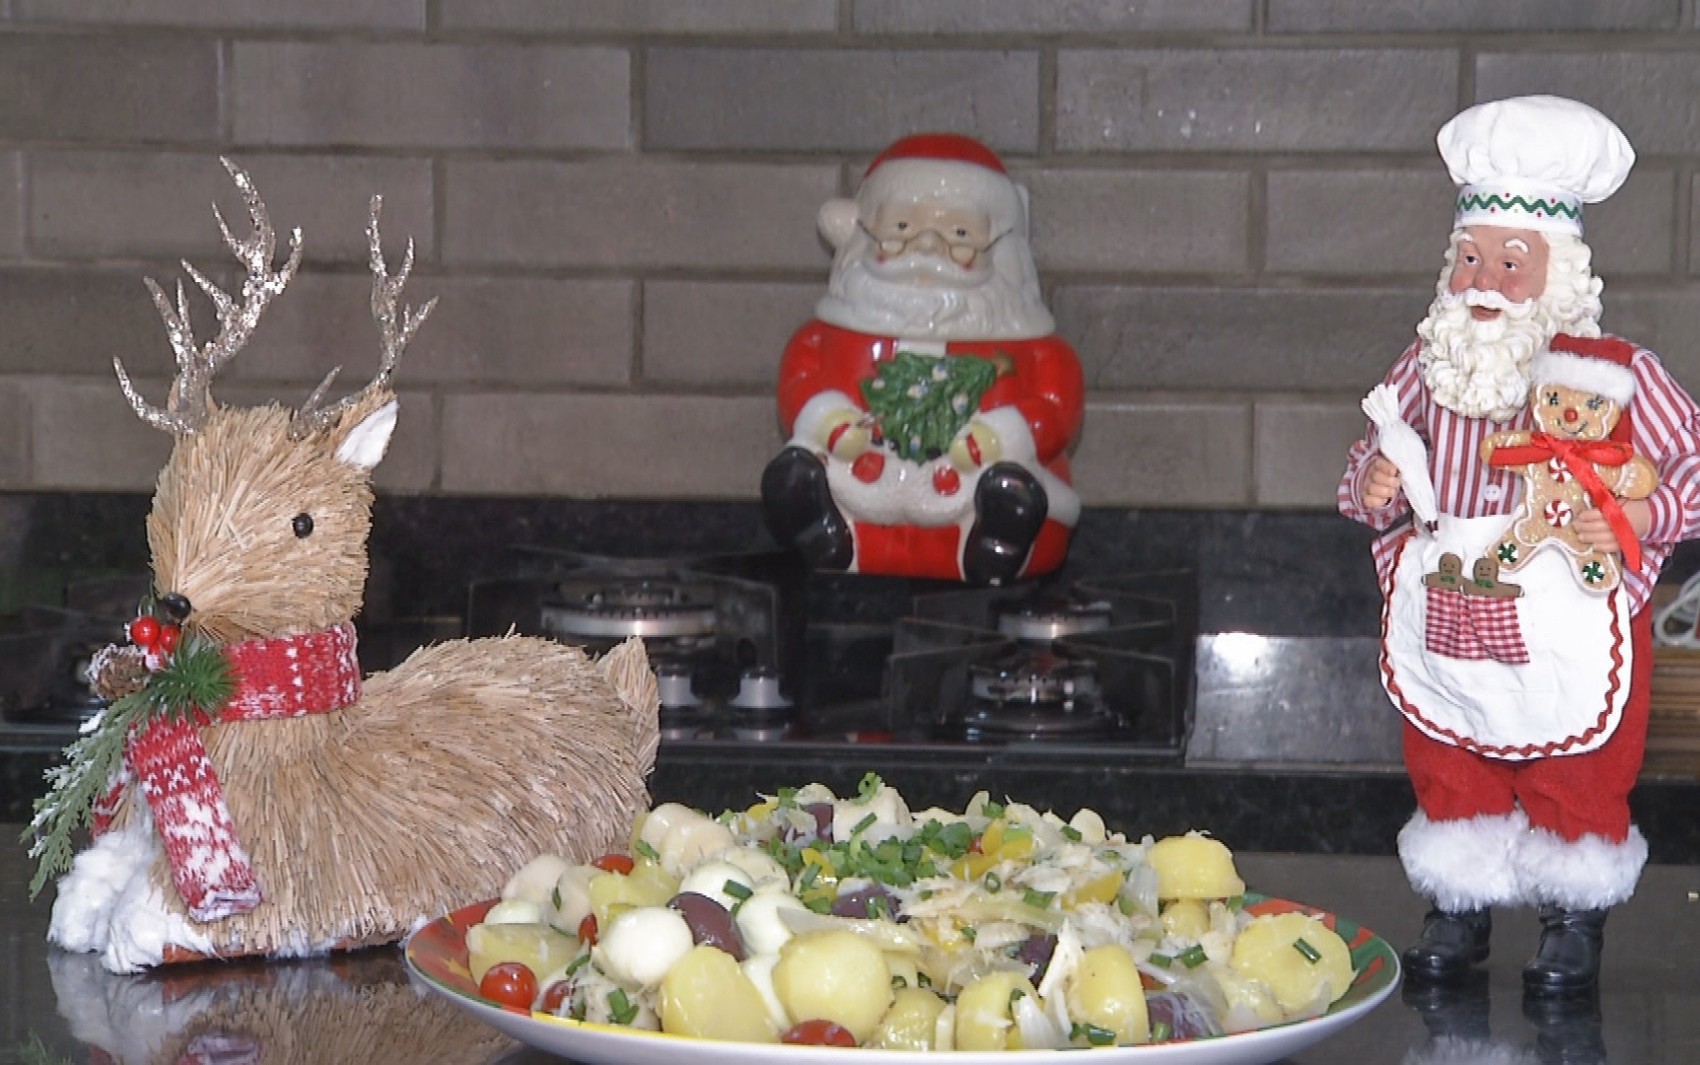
top-left (1402, 607), bottom-right (1652, 843)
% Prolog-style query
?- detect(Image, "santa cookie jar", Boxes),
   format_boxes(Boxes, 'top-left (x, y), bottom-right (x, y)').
top-left (761, 133), bottom-right (1085, 584)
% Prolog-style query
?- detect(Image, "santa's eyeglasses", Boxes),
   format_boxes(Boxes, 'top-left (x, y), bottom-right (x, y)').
top-left (858, 220), bottom-right (1009, 265)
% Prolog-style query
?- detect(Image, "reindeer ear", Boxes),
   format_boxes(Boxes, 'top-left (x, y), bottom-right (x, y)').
top-left (335, 399), bottom-right (398, 471)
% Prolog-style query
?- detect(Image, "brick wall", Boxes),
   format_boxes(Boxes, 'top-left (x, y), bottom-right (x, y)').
top-left (3, 2), bottom-right (1699, 508)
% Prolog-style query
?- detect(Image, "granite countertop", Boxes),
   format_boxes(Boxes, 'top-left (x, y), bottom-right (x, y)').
top-left (5, 824), bottom-right (1698, 1063)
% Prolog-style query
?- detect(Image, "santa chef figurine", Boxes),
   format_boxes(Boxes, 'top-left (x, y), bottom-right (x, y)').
top-left (1339, 96), bottom-right (1700, 996)
top-left (761, 133), bottom-right (1084, 583)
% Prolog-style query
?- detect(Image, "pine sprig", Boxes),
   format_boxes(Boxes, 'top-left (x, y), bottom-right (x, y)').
top-left (23, 634), bottom-right (235, 898)
top-left (861, 350), bottom-right (999, 462)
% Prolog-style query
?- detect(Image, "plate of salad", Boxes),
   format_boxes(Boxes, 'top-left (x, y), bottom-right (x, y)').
top-left (405, 777), bottom-right (1399, 1064)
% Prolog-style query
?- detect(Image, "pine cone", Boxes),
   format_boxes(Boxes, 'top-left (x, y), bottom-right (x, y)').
top-left (88, 643), bottom-right (149, 701)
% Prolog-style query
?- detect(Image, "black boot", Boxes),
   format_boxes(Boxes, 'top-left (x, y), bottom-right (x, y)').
top-left (760, 447), bottom-right (853, 570)
top-left (1523, 905), bottom-right (1607, 997)
top-left (1402, 972), bottom-right (1491, 1042)
top-left (1402, 908), bottom-right (1492, 985)
top-left (962, 463), bottom-right (1047, 586)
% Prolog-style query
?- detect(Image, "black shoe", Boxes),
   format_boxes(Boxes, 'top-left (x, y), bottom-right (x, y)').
top-left (1523, 906), bottom-right (1607, 998)
top-left (1523, 987), bottom-right (1606, 1065)
top-left (1402, 908), bottom-right (1492, 985)
top-left (760, 447), bottom-right (853, 570)
top-left (962, 463), bottom-right (1047, 586)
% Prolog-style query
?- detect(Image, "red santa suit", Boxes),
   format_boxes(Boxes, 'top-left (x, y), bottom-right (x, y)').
top-left (777, 320), bottom-right (1083, 579)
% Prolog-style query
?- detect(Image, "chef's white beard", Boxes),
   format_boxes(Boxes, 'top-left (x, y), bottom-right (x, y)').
top-left (1416, 235), bottom-right (1604, 421)
top-left (815, 231), bottom-right (1056, 341)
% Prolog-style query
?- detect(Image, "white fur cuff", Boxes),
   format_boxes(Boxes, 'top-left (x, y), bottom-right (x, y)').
top-left (1398, 809), bottom-right (1529, 910)
top-left (1514, 824), bottom-right (1647, 910)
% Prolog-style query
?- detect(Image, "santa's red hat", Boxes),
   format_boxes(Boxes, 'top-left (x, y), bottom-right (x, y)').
top-left (1529, 334), bottom-right (1637, 407)
top-left (857, 133), bottom-right (1027, 236)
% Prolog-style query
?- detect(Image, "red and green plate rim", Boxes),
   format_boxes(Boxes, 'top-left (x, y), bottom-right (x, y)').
top-left (405, 892), bottom-right (1399, 1044)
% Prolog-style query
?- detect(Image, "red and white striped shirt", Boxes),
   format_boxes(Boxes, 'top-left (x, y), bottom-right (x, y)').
top-left (1338, 335), bottom-right (1700, 613)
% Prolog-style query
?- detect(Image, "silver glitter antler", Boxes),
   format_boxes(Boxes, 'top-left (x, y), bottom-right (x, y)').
top-left (114, 158), bottom-right (304, 435)
top-left (289, 195), bottom-right (436, 440)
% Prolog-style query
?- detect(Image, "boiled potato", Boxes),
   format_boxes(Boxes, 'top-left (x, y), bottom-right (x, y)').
top-left (871, 987), bottom-right (948, 1050)
top-left (772, 930), bottom-right (893, 1043)
top-left (1068, 944), bottom-right (1149, 1046)
top-left (659, 944), bottom-right (780, 1043)
top-left (587, 859), bottom-right (677, 928)
top-left (465, 921), bottom-right (579, 985)
top-left (954, 970), bottom-right (1038, 1051)
top-left (1147, 834), bottom-right (1246, 900)
top-left (1228, 912), bottom-right (1354, 1013)
top-left (1160, 898), bottom-right (1211, 940)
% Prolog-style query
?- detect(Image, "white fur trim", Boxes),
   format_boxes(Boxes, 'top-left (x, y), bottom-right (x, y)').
top-left (791, 389), bottom-right (861, 450)
top-left (1528, 350), bottom-right (1636, 405)
top-left (1398, 809), bottom-right (1529, 910)
top-left (1514, 824), bottom-right (1647, 909)
top-left (860, 157), bottom-right (1027, 237)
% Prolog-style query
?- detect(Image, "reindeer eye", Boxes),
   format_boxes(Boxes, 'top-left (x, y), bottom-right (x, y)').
top-left (291, 512), bottom-right (314, 538)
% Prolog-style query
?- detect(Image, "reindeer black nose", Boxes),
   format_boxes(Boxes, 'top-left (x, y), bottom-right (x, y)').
top-left (157, 593), bottom-right (192, 623)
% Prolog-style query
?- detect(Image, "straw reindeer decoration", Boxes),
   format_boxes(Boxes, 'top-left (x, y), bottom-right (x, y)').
top-left (29, 160), bottom-right (659, 973)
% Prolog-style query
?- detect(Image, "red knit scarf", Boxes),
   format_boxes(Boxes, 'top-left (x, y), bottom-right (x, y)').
top-left (123, 624), bottom-right (361, 922)
top-left (1486, 431), bottom-right (1643, 572)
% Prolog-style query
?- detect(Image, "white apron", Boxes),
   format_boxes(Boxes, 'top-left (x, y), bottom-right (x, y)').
top-left (1381, 514), bottom-right (1633, 760)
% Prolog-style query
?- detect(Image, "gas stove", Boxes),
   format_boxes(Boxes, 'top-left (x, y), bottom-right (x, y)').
top-left (468, 548), bottom-right (1194, 759)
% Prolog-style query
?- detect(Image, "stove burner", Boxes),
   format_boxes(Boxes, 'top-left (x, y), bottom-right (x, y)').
top-left (960, 647), bottom-right (1113, 739)
top-left (542, 578), bottom-right (718, 639)
top-left (997, 595), bottom-right (1113, 642)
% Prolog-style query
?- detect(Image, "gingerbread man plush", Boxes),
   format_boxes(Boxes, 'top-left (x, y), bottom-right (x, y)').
top-left (1480, 348), bottom-right (1658, 592)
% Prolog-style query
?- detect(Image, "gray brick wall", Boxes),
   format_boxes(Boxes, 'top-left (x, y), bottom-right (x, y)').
top-left (3, 10), bottom-right (1699, 510)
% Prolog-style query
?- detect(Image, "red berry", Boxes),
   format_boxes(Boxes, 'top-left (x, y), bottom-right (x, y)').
top-left (577, 913), bottom-right (598, 945)
top-left (591, 853), bottom-right (635, 875)
top-left (128, 616), bottom-right (161, 648)
top-left (478, 961), bottom-right (538, 1011)
top-left (157, 624), bottom-right (181, 654)
top-left (540, 980), bottom-right (574, 1014)
top-left (781, 1019), bottom-right (858, 1047)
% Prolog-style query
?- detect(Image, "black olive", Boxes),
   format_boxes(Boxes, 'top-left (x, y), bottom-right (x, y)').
top-left (291, 512), bottom-right (314, 538)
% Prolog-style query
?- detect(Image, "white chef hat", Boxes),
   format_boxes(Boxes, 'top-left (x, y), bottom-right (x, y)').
top-left (1438, 95), bottom-right (1635, 236)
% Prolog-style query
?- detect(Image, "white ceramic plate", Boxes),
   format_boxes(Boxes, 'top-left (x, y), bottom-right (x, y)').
top-left (406, 895), bottom-right (1400, 1065)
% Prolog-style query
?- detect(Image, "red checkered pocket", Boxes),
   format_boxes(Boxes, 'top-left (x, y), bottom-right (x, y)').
top-left (1424, 586), bottom-right (1529, 665)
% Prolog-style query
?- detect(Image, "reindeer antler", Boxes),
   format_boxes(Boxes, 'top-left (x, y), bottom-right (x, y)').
top-left (289, 196), bottom-right (436, 441)
top-left (114, 158), bottom-right (303, 435)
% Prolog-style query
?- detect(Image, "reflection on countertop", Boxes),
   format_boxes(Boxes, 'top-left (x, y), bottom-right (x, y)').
top-left (6, 833), bottom-right (1698, 1064)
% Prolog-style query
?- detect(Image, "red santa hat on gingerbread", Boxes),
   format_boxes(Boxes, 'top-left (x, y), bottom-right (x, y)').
top-left (1529, 334), bottom-right (1638, 409)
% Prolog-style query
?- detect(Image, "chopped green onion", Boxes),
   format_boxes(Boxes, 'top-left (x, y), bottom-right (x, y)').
top-left (1009, 987), bottom-right (1026, 1005)
top-left (798, 864), bottom-right (820, 890)
top-left (1002, 823), bottom-right (1032, 842)
top-left (1022, 888), bottom-right (1056, 909)
top-left (891, 973), bottom-right (908, 989)
top-left (1100, 849), bottom-right (1123, 866)
top-left (982, 800), bottom-right (1006, 819)
top-left (983, 871), bottom-right (1002, 892)
top-left (551, 886), bottom-right (562, 910)
top-left (634, 839), bottom-right (660, 862)
top-left (852, 812), bottom-right (877, 836)
top-left (866, 895), bottom-right (890, 920)
top-left (1294, 937), bottom-right (1322, 964)
top-left (723, 880), bottom-right (753, 901)
top-left (776, 787), bottom-right (799, 808)
top-left (565, 953), bottom-right (590, 976)
top-left (1060, 825), bottom-right (1083, 842)
top-left (607, 988), bottom-right (638, 1025)
top-left (1070, 1022), bottom-right (1117, 1046)
top-left (1178, 944), bottom-right (1208, 968)
top-left (804, 894), bottom-right (834, 914)
top-left (858, 772), bottom-right (884, 800)
top-left (917, 972), bottom-right (933, 988)
top-left (1151, 1020), bottom-right (1172, 1042)
top-left (1225, 893), bottom-right (1245, 912)
top-left (960, 925), bottom-right (977, 943)
top-left (1149, 952), bottom-right (1173, 968)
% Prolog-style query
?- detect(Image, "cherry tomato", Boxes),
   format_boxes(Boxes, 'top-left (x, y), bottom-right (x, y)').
top-left (591, 853), bottom-right (635, 875)
top-left (478, 961), bottom-right (538, 1011)
top-left (157, 624), bottom-right (181, 654)
top-left (128, 616), bottom-right (161, 648)
top-left (781, 1020), bottom-right (858, 1047)
top-left (577, 913), bottom-right (598, 945)
top-left (540, 980), bottom-right (574, 1014)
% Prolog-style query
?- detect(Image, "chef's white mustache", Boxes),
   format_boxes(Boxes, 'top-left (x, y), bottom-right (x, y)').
top-left (1440, 288), bottom-right (1533, 313)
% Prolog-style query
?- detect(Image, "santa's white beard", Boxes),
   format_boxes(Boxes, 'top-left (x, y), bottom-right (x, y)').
top-left (815, 233), bottom-right (1055, 341)
top-left (1417, 291), bottom-right (1562, 421)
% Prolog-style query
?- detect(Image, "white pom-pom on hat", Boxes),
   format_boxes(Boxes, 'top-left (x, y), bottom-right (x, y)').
top-left (1439, 96), bottom-right (1635, 236)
